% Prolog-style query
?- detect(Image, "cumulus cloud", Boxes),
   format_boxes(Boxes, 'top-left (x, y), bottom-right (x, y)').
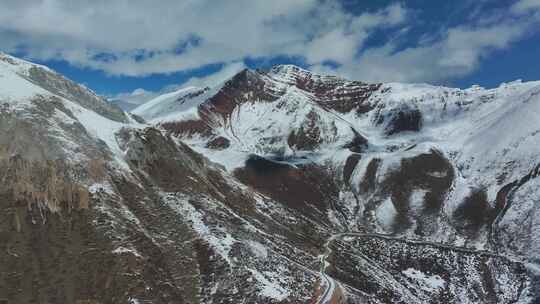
top-left (314, 3), bottom-right (540, 83)
top-left (0, 0), bottom-right (318, 75)
top-left (512, 0), bottom-right (540, 14)
top-left (0, 0), bottom-right (406, 77)
top-left (109, 61), bottom-right (246, 105)
top-left (303, 3), bottom-right (407, 65)
top-left (182, 61), bottom-right (247, 88)
top-left (1, 0), bottom-right (539, 85)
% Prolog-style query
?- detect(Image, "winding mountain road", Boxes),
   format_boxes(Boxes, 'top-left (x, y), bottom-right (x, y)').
top-left (316, 235), bottom-right (342, 304)
top-left (315, 230), bottom-right (524, 304)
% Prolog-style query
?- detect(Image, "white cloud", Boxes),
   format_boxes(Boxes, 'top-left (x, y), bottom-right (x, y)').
top-left (303, 3), bottom-right (407, 65)
top-left (315, 5), bottom-right (540, 83)
top-left (110, 62), bottom-right (246, 103)
top-left (512, 0), bottom-right (540, 14)
top-left (304, 29), bottom-right (360, 64)
top-left (0, 0), bottom-right (319, 75)
top-left (182, 61), bottom-right (247, 88)
top-left (0, 1), bottom-right (538, 85)
top-left (109, 88), bottom-right (159, 106)
top-left (0, 1), bottom-right (407, 77)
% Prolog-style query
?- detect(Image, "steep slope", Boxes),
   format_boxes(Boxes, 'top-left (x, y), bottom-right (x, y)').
top-left (137, 64), bottom-right (540, 303)
top-left (132, 86), bottom-right (210, 122)
top-left (0, 53), bottom-right (350, 303)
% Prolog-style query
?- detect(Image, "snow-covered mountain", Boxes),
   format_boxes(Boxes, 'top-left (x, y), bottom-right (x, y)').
top-left (137, 64), bottom-right (540, 302)
top-left (108, 88), bottom-right (158, 111)
top-left (109, 85), bottom-right (200, 112)
top-left (143, 64), bottom-right (540, 246)
top-left (131, 85), bottom-right (211, 121)
top-left (0, 52), bottom-right (538, 303)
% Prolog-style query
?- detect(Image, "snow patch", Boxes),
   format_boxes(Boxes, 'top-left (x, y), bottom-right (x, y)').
top-left (376, 198), bottom-right (397, 230)
top-left (161, 193), bottom-right (236, 264)
top-left (409, 189), bottom-right (427, 214)
top-left (89, 182), bottom-right (115, 194)
top-left (248, 268), bottom-right (290, 301)
top-left (112, 246), bottom-right (142, 258)
top-left (64, 99), bottom-right (143, 171)
top-left (247, 240), bottom-right (268, 259)
top-left (402, 268), bottom-right (445, 292)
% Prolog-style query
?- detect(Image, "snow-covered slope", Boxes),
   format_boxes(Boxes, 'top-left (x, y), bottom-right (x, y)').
top-left (1, 52), bottom-right (537, 303)
top-left (132, 86), bottom-right (211, 122)
top-left (144, 65), bottom-right (540, 193)
top-left (137, 64), bottom-right (540, 302)
top-left (0, 52), bottom-right (142, 172)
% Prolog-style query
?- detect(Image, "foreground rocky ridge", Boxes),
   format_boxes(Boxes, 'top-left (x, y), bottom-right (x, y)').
top-left (0, 52), bottom-right (537, 303)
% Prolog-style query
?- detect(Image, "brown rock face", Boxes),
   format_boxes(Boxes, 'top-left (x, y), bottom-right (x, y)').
top-left (287, 111), bottom-right (324, 151)
top-left (1, 157), bottom-right (90, 212)
top-left (161, 119), bottom-right (214, 138)
top-left (266, 65), bottom-right (381, 113)
top-left (206, 136), bottom-right (230, 150)
top-left (199, 69), bottom-right (277, 123)
top-left (376, 106), bottom-right (423, 135)
top-left (0, 155), bottom-right (152, 303)
top-left (160, 65), bottom-right (383, 139)
top-left (234, 155), bottom-right (340, 223)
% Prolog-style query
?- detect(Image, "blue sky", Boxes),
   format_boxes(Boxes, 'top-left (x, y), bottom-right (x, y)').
top-left (1, 0), bottom-right (540, 98)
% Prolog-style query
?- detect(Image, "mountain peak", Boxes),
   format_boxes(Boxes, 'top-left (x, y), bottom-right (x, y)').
top-left (269, 64), bottom-right (312, 76)
top-left (266, 64), bottom-right (319, 83)
top-left (0, 52), bottom-right (127, 123)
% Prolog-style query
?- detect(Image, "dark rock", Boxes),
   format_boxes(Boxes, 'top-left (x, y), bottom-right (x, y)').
top-left (206, 136), bottom-right (230, 150)
top-left (343, 154), bottom-right (361, 183)
top-left (378, 106), bottom-right (423, 135)
top-left (453, 188), bottom-right (497, 236)
top-left (287, 111), bottom-right (324, 151)
top-left (161, 119), bottom-right (214, 137)
top-left (128, 113), bottom-right (146, 124)
top-left (342, 129), bottom-right (368, 153)
top-left (235, 156), bottom-right (339, 223)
